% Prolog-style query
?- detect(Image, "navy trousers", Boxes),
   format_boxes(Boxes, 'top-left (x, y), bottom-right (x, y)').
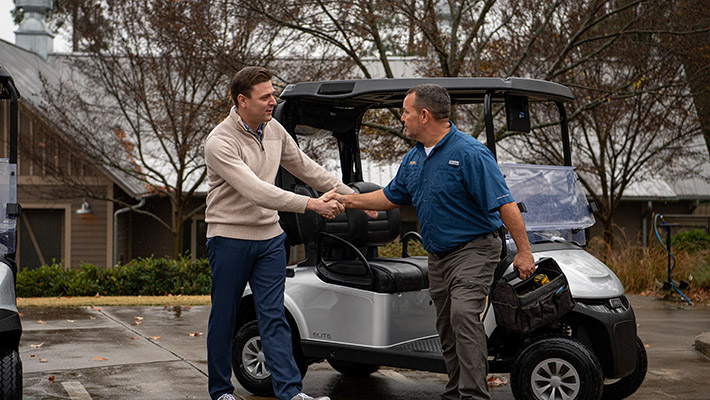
top-left (206, 234), bottom-right (301, 400)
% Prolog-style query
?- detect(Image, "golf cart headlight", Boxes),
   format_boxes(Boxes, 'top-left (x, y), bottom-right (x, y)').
top-left (576, 296), bottom-right (629, 313)
top-left (608, 297), bottom-right (624, 310)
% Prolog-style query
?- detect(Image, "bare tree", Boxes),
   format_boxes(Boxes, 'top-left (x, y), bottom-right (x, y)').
top-left (244, 0), bottom-right (710, 247)
top-left (39, 0), bottom-right (295, 257)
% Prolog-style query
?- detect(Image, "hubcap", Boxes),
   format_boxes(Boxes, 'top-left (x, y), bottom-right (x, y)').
top-left (531, 357), bottom-right (580, 400)
top-left (242, 336), bottom-right (270, 379)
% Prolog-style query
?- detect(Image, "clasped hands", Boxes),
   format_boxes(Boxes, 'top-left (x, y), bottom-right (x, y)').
top-left (308, 188), bottom-right (378, 220)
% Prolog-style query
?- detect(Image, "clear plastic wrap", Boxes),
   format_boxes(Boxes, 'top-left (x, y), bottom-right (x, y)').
top-left (501, 164), bottom-right (595, 245)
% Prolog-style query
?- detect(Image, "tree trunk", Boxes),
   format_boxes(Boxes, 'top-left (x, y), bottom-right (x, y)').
top-left (172, 203), bottom-right (185, 259)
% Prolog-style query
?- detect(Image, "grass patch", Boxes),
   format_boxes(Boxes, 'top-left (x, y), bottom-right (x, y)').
top-left (17, 295), bottom-right (211, 308)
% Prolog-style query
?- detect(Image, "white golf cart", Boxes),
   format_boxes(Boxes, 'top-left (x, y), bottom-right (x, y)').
top-left (232, 78), bottom-right (646, 400)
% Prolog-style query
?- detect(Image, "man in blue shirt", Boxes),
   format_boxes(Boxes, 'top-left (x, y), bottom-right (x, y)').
top-left (332, 84), bottom-right (534, 400)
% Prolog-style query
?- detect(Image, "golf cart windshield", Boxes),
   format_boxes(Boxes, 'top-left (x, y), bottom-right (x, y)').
top-left (501, 164), bottom-right (594, 245)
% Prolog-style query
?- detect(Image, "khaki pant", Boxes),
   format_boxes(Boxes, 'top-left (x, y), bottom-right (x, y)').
top-left (428, 234), bottom-right (501, 400)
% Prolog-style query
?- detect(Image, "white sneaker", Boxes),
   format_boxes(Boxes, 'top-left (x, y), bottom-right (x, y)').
top-left (290, 393), bottom-right (331, 400)
top-left (217, 394), bottom-right (237, 400)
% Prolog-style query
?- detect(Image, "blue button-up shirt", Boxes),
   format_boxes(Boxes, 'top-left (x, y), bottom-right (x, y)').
top-left (383, 122), bottom-right (513, 253)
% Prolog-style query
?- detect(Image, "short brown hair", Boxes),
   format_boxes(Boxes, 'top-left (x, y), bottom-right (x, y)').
top-left (230, 66), bottom-right (273, 105)
top-left (405, 84), bottom-right (450, 120)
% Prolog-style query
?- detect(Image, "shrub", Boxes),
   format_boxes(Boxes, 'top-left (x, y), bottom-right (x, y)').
top-left (693, 260), bottom-right (710, 288)
top-left (671, 229), bottom-right (710, 253)
top-left (378, 237), bottom-right (427, 258)
top-left (586, 234), bottom-right (710, 292)
top-left (16, 257), bottom-right (211, 297)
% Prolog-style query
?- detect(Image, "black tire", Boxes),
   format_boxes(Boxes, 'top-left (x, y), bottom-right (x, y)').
top-left (511, 337), bottom-right (603, 400)
top-left (232, 320), bottom-right (307, 396)
top-left (601, 336), bottom-right (647, 400)
top-left (0, 346), bottom-right (22, 400)
top-left (327, 359), bottom-right (380, 377)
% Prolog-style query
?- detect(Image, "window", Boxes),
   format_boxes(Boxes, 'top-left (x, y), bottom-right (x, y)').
top-left (183, 217), bottom-right (207, 259)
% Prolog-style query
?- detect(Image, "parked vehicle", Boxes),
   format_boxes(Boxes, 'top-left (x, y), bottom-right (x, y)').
top-left (232, 78), bottom-right (646, 400)
top-left (0, 65), bottom-right (23, 400)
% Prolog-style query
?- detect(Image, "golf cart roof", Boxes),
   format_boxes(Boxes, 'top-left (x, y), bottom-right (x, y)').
top-left (279, 77), bottom-right (574, 106)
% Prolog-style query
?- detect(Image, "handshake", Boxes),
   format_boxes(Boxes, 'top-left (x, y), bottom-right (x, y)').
top-left (306, 188), bottom-right (379, 220)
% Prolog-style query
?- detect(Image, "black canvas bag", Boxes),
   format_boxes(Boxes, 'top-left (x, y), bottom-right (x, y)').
top-left (491, 257), bottom-right (575, 334)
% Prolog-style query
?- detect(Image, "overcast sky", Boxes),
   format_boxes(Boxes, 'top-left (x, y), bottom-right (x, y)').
top-left (1, 1), bottom-right (15, 44)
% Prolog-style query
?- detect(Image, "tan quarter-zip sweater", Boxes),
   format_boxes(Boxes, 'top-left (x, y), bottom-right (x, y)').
top-left (204, 107), bottom-right (353, 240)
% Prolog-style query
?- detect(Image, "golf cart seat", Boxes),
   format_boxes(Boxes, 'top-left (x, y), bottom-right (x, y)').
top-left (313, 182), bottom-right (430, 294)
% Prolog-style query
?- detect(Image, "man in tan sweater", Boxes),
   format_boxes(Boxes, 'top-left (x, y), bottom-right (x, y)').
top-left (204, 67), bottom-right (348, 400)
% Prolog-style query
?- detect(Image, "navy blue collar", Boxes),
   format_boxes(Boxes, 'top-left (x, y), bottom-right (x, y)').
top-left (243, 122), bottom-right (265, 142)
top-left (416, 121), bottom-right (457, 156)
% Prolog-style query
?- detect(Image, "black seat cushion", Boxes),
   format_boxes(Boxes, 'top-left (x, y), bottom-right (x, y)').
top-left (317, 256), bottom-right (429, 293)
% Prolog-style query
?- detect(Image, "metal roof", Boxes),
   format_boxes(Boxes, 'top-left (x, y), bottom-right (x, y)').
top-left (0, 39), bottom-right (149, 198)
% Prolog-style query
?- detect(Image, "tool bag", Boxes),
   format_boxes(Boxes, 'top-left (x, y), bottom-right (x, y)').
top-left (491, 257), bottom-right (574, 334)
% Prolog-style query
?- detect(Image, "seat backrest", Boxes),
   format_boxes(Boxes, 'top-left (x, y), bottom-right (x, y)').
top-left (291, 181), bottom-right (401, 265)
top-left (346, 182), bottom-right (401, 252)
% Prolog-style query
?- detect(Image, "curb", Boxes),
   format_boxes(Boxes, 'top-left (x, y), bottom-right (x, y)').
top-left (695, 332), bottom-right (710, 358)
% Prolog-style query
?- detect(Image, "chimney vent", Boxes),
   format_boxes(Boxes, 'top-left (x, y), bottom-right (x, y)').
top-left (14, 0), bottom-right (55, 59)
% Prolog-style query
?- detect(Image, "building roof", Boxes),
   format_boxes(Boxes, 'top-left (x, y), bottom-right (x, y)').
top-left (0, 39), bottom-right (150, 198)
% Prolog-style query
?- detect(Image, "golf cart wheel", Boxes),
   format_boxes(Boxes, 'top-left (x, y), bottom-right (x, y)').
top-left (234, 321), bottom-right (275, 396)
top-left (233, 320), bottom-right (307, 396)
top-left (511, 337), bottom-right (603, 400)
top-left (327, 359), bottom-right (380, 377)
top-left (601, 336), bottom-right (647, 400)
top-left (0, 346), bottom-right (22, 400)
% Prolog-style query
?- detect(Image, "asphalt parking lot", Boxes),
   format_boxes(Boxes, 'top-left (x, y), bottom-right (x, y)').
top-left (18, 294), bottom-right (710, 400)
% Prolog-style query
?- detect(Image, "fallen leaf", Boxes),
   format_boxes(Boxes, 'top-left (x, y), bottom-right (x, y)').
top-left (184, 305), bottom-right (192, 310)
top-left (48, 376), bottom-right (55, 383)
top-left (28, 354), bottom-right (38, 358)
top-left (487, 375), bottom-right (508, 388)
top-left (148, 336), bottom-right (161, 340)
top-left (645, 344), bottom-right (650, 348)
top-left (91, 356), bottom-right (107, 361)
top-left (89, 316), bottom-right (96, 320)
top-left (30, 343), bottom-right (44, 349)
top-left (132, 321), bottom-right (142, 326)
top-left (37, 320), bottom-right (47, 324)
top-left (134, 316), bottom-right (144, 321)
top-left (66, 319), bottom-right (76, 323)
top-left (89, 306), bottom-right (101, 311)
top-left (129, 337), bottom-right (140, 340)
top-left (39, 359), bottom-right (48, 363)
top-left (189, 332), bottom-right (202, 337)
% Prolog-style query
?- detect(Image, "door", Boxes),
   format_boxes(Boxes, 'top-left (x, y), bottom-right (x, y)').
top-left (18, 209), bottom-right (63, 270)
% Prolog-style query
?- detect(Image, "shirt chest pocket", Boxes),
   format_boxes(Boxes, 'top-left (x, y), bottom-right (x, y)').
top-left (403, 164), bottom-right (422, 191)
top-left (430, 164), bottom-right (464, 200)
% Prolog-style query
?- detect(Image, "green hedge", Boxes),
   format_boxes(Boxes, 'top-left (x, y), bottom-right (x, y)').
top-left (16, 257), bottom-right (211, 297)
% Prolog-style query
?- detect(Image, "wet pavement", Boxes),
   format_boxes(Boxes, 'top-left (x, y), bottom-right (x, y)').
top-left (18, 295), bottom-right (710, 399)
